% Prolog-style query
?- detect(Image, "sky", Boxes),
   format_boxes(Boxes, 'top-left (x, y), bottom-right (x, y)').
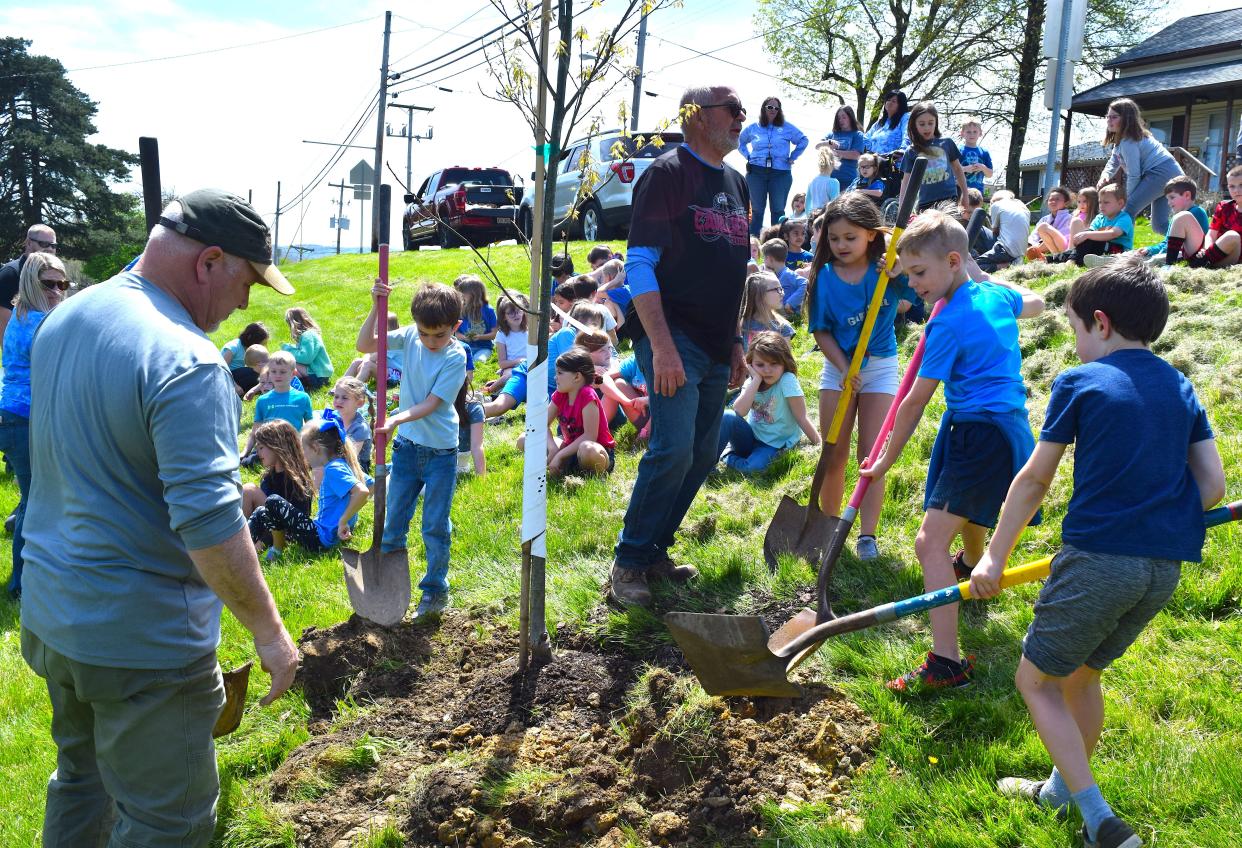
top-left (2, 0), bottom-right (1238, 255)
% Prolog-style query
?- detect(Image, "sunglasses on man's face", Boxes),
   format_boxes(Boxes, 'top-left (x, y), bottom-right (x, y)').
top-left (40, 276), bottom-right (70, 292)
top-left (702, 102), bottom-right (746, 118)
top-left (29, 238), bottom-right (57, 251)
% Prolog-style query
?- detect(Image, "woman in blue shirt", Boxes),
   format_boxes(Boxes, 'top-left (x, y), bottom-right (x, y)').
top-left (864, 90), bottom-right (910, 157)
top-left (738, 96), bottom-right (808, 236)
top-left (0, 252), bottom-right (69, 598)
top-left (822, 105), bottom-right (867, 186)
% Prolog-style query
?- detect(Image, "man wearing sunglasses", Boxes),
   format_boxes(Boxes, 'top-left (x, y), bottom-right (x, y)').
top-left (611, 85), bottom-right (751, 608)
top-left (0, 224), bottom-right (58, 347)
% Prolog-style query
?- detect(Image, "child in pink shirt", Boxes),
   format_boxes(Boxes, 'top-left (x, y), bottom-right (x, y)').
top-left (542, 347), bottom-right (616, 475)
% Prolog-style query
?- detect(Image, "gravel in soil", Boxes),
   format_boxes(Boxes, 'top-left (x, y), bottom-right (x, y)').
top-left (269, 609), bottom-right (876, 847)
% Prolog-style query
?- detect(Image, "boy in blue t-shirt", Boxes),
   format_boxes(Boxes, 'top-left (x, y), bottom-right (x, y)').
top-left (1071, 184), bottom-right (1133, 266)
top-left (958, 117), bottom-right (993, 194)
top-left (244, 350), bottom-right (313, 457)
top-left (970, 257), bottom-right (1225, 848)
top-left (760, 238), bottom-right (807, 312)
top-left (863, 211), bottom-right (1044, 691)
top-left (357, 281), bottom-right (467, 618)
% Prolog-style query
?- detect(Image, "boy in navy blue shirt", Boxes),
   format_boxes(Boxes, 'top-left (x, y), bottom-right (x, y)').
top-left (970, 256), bottom-right (1225, 848)
top-left (863, 211), bottom-right (1044, 691)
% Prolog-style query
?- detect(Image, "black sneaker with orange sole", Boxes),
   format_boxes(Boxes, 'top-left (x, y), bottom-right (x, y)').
top-left (951, 551), bottom-right (973, 582)
top-left (887, 652), bottom-right (974, 693)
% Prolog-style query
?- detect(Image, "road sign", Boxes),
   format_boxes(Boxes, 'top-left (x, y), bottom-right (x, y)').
top-left (350, 160), bottom-right (375, 200)
top-left (1042, 0), bottom-right (1086, 61)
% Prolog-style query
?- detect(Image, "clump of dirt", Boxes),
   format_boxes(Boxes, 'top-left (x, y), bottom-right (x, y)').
top-left (269, 611), bottom-right (876, 847)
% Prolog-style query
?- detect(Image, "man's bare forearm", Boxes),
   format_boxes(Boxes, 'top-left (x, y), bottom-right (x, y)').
top-left (190, 527), bottom-right (285, 642)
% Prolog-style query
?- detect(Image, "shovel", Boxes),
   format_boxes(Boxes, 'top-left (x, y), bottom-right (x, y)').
top-left (342, 184), bottom-right (412, 626)
top-left (212, 661), bottom-right (253, 738)
top-left (761, 157), bottom-right (929, 573)
top-left (669, 500), bottom-right (1242, 697)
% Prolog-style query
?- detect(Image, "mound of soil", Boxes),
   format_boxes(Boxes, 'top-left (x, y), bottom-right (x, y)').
top-left (271, 611), bottom-right (876, 847)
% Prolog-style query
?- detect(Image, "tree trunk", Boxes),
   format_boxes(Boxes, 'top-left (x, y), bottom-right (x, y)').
top-left (1006, 0), bottom-right (1046, 193)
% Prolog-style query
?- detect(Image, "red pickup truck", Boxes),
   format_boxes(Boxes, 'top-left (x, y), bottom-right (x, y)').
top-left (402, 167), bottom-right (523, 250)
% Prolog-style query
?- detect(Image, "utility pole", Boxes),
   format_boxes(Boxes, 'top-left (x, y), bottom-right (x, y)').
top-left (387, 101), bottom-right (434, 191)
top-left (273, 181), bottom-right (282, 264)
top-left (329, 180), bottom-right (348, 255)
top-left (630, 8), bottom-right (648, 132)
top-left (371, 11), bottom-right (392, 252)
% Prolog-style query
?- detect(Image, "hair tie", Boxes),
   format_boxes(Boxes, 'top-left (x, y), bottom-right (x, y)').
top-left (317, 409), bottom-right (348, 441)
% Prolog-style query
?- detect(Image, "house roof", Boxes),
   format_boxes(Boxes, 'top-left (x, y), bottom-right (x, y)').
top-left (1071, 56), bottom-right (1242, 115)
top-left (1019, 142), bottom-right (1109, 170)
top-left (1106, 9), bottom-right (1242, 69)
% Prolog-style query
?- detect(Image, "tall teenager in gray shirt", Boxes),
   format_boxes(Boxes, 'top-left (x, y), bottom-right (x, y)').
top-left (1097, 97), bottom-right (1183, 236)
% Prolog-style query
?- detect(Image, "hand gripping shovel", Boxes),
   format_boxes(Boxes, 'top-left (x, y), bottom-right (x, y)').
top-left (342, 184), bottom-right (412, 626)
top-left (762, 157), bottom-right (928, 573)
top-left (668, 501), bottom-right (1242, 697)
top-left (766, 208), bottom-right (989, 652)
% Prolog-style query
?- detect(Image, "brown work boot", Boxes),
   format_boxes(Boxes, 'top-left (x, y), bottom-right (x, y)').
top-left (649, 554), bottom-right (699, 583)
top-left (609, 563), bottom-right (652, 607)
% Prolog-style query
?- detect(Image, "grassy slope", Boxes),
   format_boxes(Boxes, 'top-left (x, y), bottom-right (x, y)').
top-left (3, 225), bottom-right (1241, 848)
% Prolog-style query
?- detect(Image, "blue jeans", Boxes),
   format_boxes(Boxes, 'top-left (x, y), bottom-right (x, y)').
top-left (0, 412), bottom-right (31, 596)
top-left (746, 164), bottom-right (794, 236)
top-left (383, 438), bottom-right (457, 595)
top-left (1124, 159), bottom-right (1182, 236)
top-left (615, 331), bottom-right (730, 569)
top-left (716, 410), bottom-right (782, 473)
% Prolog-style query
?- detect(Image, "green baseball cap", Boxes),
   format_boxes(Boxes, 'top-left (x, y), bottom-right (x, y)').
top-left (160, 189), bottom-right (294, 295)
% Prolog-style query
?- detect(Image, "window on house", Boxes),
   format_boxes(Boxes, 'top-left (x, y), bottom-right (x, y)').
top-left (1021, 170), bottom-right (1041, 199)
top-left (1149, 118), bottom-right (1174, 146)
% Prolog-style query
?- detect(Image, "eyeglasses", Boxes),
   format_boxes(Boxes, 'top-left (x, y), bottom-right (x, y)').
top-left (702, 102), bottom-right (746, 118)
top-left (765, 105), bottom-right (780, 112)
top-left (40, 276), bottom-right (70, 292)
top-left (29, 238), bottom-right (57, 251)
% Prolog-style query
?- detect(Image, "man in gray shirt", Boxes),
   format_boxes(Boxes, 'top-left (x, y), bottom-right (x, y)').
top-left (20, 189), bottom-right (300, 847)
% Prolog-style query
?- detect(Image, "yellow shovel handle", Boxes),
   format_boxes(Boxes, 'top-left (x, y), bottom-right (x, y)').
top-left (958, 556), bottom-right (1053, 601)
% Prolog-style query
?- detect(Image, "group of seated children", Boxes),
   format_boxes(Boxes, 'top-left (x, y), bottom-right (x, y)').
top-left (975, 164), bottom-right (1242, 273)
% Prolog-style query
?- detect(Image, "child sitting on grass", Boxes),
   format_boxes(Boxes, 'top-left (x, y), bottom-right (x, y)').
top-left (1071, 184), bottom-right (1133, 267)
top-left (519, 347), bottom-right (616, 476)
top-left (716, 331), bottom-right (819, 474)
top-left (971, 256), bottom-right (1225, 848)
top-left (248, 417), bottom-right (372, 559)
top-left (1188, 164), bottom-right (1242, 268)
top-left (345, 312), bottom-right (401, 387)
top-left (1087, 176), bottom-right (1209, 269)
top-left (282, 307), bottom-right (333, 391)
top-left (741, 271), bottom-right (795, 347)
top-left (454, 274), bottom-right (498, 362)
top-left (847, 153), bottom-right (885, 200)
top-left (862, 211), bottom-right (1044, 692)
top-left (243, 350), bottom-right (313, 456)
top-left (358, 280), bottom-right (467, 618)
top-left (1024, 186), bottom-right (1074, 261)
top-left (495, 293), bottom-right (529, 378)
top-left (242, 420), bottom-right (315, 560)
top-left (330, 376), bottom-right (372, 472)
top-left (780, 218), bottom-right (814, 269)
top-left (760, 239), bottom-right (807, 313)
top-left (222, 321), bottom-right (269, 393)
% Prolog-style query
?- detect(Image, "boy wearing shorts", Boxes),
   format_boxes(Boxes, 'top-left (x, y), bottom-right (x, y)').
top-left (863, 211), bottom-right (1044, 690)
top-left (1188, 164), bottom-right (1242, 267)
top-left (971, 256), bottom-right (1225, 848)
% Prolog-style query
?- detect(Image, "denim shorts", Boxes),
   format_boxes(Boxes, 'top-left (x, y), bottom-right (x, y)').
top-left (1023, 544), bottom-right (1180, 677)
top-left (925, 420), bottom-right (1012, 527)
top-left (818, 355), bottom-right (899, 394)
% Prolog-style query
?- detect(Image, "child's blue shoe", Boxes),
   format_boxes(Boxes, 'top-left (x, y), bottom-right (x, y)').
top-left (264, 546), bottom-right (282, 563)
top-left (415, 592), bottom-right (448, 619)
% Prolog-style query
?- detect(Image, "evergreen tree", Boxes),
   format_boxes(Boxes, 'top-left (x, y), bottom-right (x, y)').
top-left (0, 37), bottom-right (138, 261)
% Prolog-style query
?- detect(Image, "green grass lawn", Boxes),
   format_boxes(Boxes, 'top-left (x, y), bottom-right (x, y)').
top-left (5, 221), bottom-right (1242, 848)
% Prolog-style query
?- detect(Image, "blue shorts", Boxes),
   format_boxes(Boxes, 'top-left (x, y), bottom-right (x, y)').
top-left (502, 369), bottom-right (528, 404)
top-left (925, 420), bottom-right (1013, 528)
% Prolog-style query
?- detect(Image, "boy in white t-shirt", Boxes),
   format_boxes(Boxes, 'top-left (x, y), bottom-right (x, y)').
top-left (977, 190), bottom-right (1030, 272)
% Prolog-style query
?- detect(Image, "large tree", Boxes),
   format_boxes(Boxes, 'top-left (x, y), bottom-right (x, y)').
top-left (0, 37), bottom-right (138, 260)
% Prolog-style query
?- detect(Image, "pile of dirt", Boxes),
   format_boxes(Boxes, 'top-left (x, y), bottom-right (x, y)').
top-left (269, 611), bottom-right (876, 847)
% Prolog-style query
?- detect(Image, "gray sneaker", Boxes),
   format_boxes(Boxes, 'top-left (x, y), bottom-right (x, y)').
top-left (1081, 816), bottom-right (1142, 848)
top-left (609, 563), bottom-right (652, 607)
top-left (855, 536), bottom-right (879, 560)
top-left (415, 592), bottom-right (449, 619)
top-left (649, 555), bottom-right (699, 583)
top-left (997, 777), bottom-right (1068, 818)
top-left (1082, 252), bottom-right (1116, 269)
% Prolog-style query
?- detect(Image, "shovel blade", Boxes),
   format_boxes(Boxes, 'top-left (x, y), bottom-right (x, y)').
top-left (664, 612), bottom-right (801, 698)
top-left (767, 607), bottom-right (818, 654)
top-left (212, 661), bottom-right (253, 739)
top-left (342, 545), bottom-right (411, 627)
top-left (763, 496), bottom-right (834, 572)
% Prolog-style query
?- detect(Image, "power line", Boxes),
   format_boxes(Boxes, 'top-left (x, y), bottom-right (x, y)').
top-left (0, 15), bottom-right (379, 80)
top-left (646, 11), bottom-right (821, 78)
top-left (278, 92), bottom-right (380, 214)
top-left (647, 33), bottom-right (794, 84)
top-left (387, 3), bottom-right (543, 79)
top-left (388, 5), bottom-right (493, 67)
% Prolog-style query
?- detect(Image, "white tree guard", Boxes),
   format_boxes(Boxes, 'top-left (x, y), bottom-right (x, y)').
top-left (521, 343), bottom-right (548, 559)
